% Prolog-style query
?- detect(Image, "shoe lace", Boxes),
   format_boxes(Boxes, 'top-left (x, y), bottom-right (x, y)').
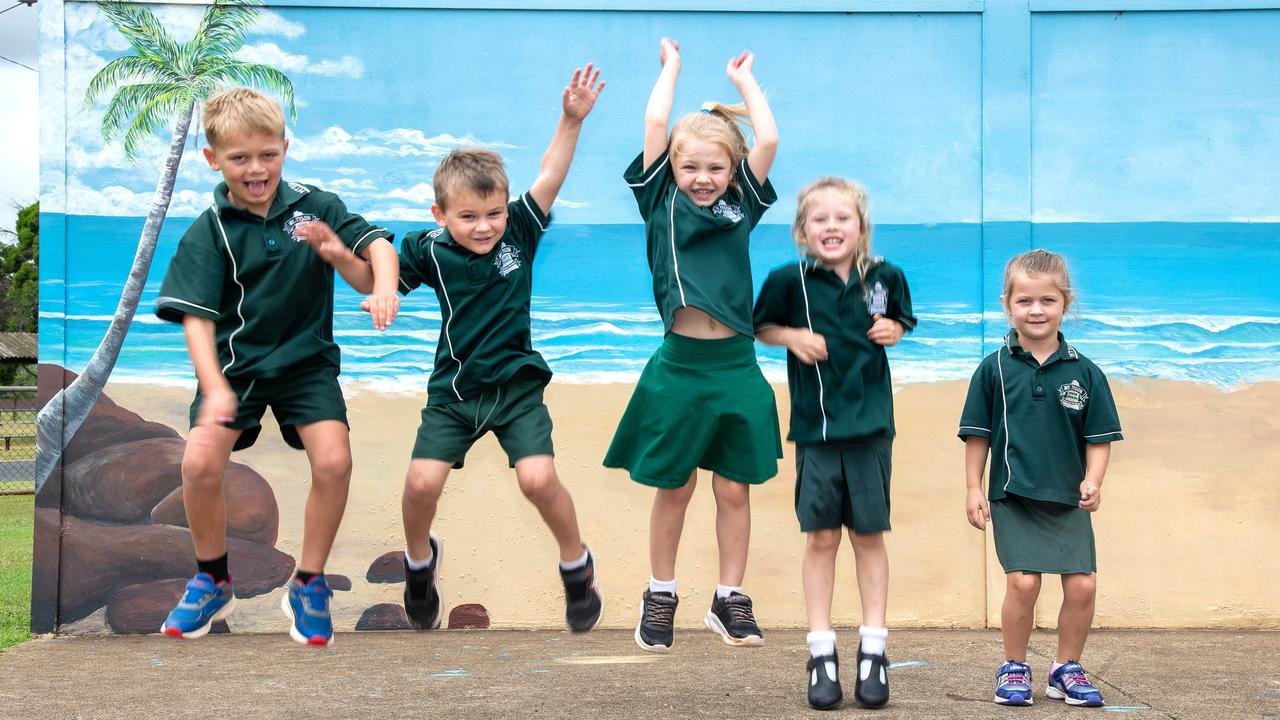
top-left (645, 597), bottom-right (675, 625)
top-left (724, 598), bottom-right (757, 626)
top-left (1063, 671), bottom-right (1091, 689)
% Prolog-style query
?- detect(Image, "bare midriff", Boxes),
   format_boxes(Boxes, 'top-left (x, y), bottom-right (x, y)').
top-left (670, 306), bottom-right (738, 339)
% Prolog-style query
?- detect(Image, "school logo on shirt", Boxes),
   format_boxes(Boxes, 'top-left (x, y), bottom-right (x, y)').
top-left (493, 242), bottom-right (522, 277)
top-left (864, 281), bottom-right (889, 316)
top-left (1058, 380), bottom-right (1089, 411)
top-left (710, 199), bottom-right (744, 223)
top-left (283, 210), bottom-right (321, 242)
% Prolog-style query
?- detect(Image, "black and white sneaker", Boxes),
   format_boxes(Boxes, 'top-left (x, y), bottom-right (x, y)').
top-left (855, 644), bottom-right (889, 708)
top-left (560, 546), bottom-right (603, 632)
top-left (634, 589), bottom-right (678, 652)
top-left (704, 592), bottom-right (764, 647)
top-left (403, 534), bottom-right (442, 630)
top-left (808, 650), bottom-right (843, 710)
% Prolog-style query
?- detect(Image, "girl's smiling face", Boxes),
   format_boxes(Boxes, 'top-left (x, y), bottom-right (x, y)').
top-left (800, 187), bottom-right (862, 272)
top-left (1003, 271), bottom-right (1068, 345)
top-left (672, 139), bottom-right (732, 207)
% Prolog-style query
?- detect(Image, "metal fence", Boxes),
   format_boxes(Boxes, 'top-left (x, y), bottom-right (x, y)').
top-left (0, 386), bottom-right (36, 494)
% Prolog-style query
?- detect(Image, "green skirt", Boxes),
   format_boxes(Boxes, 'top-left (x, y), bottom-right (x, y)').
top-left (990, 493), bottom-right (1096, 575)
top-left (604, 333), bottom-right (782, 488)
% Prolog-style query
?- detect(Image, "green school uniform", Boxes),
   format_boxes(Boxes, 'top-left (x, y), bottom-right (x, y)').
top-left (959, 331), bottom-right (1123, 574)
top-left (753, 257), bottom-right (916, 444)
top-left (958, 331), bottom-right (1123, 506)
top-left (397, 191), bottom-right (552, 406)
top-left (156, 180), bottom-right (392, 378)
top-left (623, 150), bottom-right (777, 338)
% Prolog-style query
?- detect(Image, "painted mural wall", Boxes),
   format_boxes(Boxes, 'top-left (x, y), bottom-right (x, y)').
top-left (35, 0), bottom-right (1280, 634)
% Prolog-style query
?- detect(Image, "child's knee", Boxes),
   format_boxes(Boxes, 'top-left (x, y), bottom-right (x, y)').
top-left (1007, 572), bottom-right (1042, 597)
top-left (310, 446), bottom-right (353, 483)
top-left (181, 448), bottom-right (225, 489)
top-left (403, 465), bottom-right (447, 506)
top-left (712, 478), bottom-right (750, 510)
top-left (806, 529), bottom-right (842, 553)
top-left (516, 464), bottom-right (561, 503)
top-left (1063, 573), bottom-right (1097, 602)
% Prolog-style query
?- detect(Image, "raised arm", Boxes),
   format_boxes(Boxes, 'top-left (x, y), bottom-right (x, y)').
top-left (726, 50), bottom-right (778, 182)
top-left (529, 64), bottom-right (605, 216)
top-left (643, 38), bottom-right (681, 169)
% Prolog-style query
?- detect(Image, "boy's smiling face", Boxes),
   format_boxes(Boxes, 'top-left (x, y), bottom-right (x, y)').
top-left (203, 130), bottom-right (288, 217)
top-left (432, 189), bottom-right (509, 254)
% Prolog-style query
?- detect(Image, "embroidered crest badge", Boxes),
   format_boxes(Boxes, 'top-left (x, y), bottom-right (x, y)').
top-left (493, 242), bottom-right (522, 277)
top-left (1058, 380), bottom-right (1089, 411)
top-left (283, 210), bottom-right (320, 242)
top-left (864, 281), bottom-right (889, 316)
top-left (710, 198), bottom-right (744, 223)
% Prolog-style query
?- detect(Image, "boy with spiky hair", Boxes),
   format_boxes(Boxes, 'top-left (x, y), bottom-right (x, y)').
top-left (389, 65), bottom-right (606, 632)
top-left (155, 87), bottom-right (399, 646)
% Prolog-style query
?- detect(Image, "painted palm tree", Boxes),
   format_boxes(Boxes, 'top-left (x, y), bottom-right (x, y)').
top-left (35, 0), bottom-right (296, 490)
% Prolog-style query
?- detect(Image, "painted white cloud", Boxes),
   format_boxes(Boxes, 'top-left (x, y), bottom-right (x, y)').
top-left (236, 42), bottom-right (364, 78)
top-left (249, 11), bottom-right (306, 39)
top-left (64, 177), bottom-right (212, 218)
top-left (385, 183), bottom-right (435, 205)
top-left (290, 125), bottom-right (513, 162)
top-left (554, 198), bottom-right (589, 209)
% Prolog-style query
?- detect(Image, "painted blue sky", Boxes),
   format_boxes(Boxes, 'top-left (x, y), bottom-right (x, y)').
top-left (45, 4), bottom-right (1280, 224)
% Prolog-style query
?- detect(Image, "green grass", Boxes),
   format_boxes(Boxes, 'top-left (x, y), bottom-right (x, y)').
top-left (0, 494), bottom-right (33, 651)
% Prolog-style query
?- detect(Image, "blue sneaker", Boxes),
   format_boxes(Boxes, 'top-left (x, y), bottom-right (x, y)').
top-left (161, 572), bottom-right (236, 639)
top-left (1047, 661), bottom-right (1104, 707)
top-left (995, 661), bottom-right (1034, 705)
top-left (281, 575), bottom-right (334, 646)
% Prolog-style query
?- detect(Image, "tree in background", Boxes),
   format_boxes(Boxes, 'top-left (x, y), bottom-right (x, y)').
top-left (34, 0), bottom-right (295, 491)
top-left (0, 202), bottom-right (38, 386)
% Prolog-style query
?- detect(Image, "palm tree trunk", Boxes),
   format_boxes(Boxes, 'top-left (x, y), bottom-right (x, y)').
top-left (35, 101), bottom-right (195, 492)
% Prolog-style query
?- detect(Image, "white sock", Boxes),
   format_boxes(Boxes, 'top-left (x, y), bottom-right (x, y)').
top-left (559, 547), bottom-right (590, 571)
top-left (859, 625), bottom-right (888, 656)
top-left (1051, 662), bottom-right (1065, 674)
top-left (715, 584), bottom-right (742, 600)
top-left (649, 576), bottom-right (677, 595)
top-left (806, 629), bottom-right (837, 658)
top-left (404, 547), bottom-right (433, 571)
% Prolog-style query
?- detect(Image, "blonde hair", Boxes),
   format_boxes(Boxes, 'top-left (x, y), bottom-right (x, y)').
top-left (669, 102), bottom-right (751, 191)
top-left (203, 88), bottom-right (286, 149)
top-left (1002, 249), bottom-right (1074, 310)
top-left (793, 177), bottom-right (875, 286)
top-left (433, 148), bottom-right (509, 209)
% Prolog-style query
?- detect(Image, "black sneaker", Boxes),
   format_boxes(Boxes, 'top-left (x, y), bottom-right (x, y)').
top-left (855, 644), bottom-right (889, 708)
top-left (807, 650), bottom-right (843, 710)
top-left (634, 589), bottom-right (678, 653)
top-left (704, 591), bottom-right (764, 647)
top-left (559, 546), bottom-right (603, 632)
top-left (403, 534), bottom-right (442, 630)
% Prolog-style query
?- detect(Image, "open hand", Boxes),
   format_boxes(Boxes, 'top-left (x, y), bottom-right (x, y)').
top-left (868, 314), bottom-right (905, 346)
top-left (966, 488), bottom-right (990, 530)
top-left (659, 37), bottom-right (680, 66)
top-left (726, 50), bottom-right (756, 86)
top-left (360, 292), bottom-right (400, 331)
top-left (563, 63), bottom-right (605, 122)
top-left (788, 329), bottom-right (828, 365)
top-left (294, 220), bottom-right (351, 266)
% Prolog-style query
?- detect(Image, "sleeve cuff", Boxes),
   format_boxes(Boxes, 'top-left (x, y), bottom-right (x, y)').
top-left (155, 297), bottom-right (219, 324)
top-left (957, 426), bottom-right (991, 440)
top-left (352, 228), bottom-right (394, 255)
top-left (1084, 431), bottom-right (1124, 443)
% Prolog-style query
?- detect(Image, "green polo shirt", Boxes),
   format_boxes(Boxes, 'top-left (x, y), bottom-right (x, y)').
top-left (753, 257), bottom-right (917, 445)
top-left (398, 191), bottom-right (552, 405)
top-left (155, 180), bottom-right (393, 379)
top-left (624, 149), bottom-right (777, 338)
top-left (958, 331), bottom-right (1124, 506)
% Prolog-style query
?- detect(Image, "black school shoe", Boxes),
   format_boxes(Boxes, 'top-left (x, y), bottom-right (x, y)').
top-left (807, 650), bottom-right (843, 710)
top-left (855, 644), bottom-right (890, 708)
top-left (704, 592), bottom-right (765, 647)
top-left (403, 534), bottom-right (442, 630)
top-left (634, 589), bottom-right (678, 652)
top-left (559, 546), bottom-right (603, 632)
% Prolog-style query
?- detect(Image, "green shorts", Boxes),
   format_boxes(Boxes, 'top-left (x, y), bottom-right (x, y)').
top-left (990, 493), bottom-right (1096, 575)
top-left (190, 364), bottom-right (348, 451)
top-left (794, 435), bottom-right (892, 534)
top-left (412, 371), bottom-right (554, 468)
top-left (604, 333), bottom-right (782, 488)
